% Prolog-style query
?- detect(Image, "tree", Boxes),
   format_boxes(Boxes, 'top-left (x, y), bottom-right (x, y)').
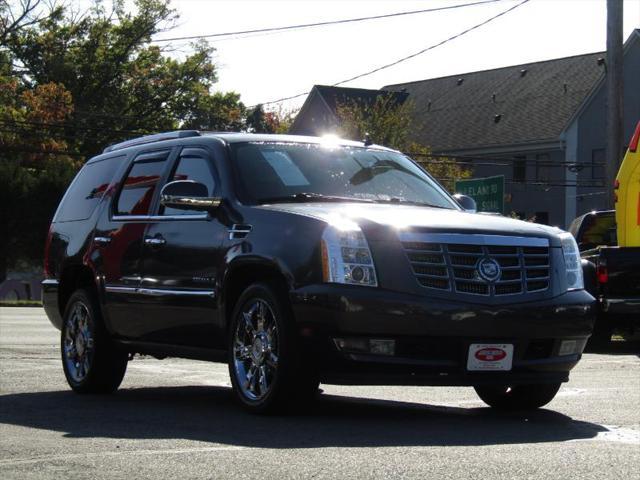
top-left (245, 104), bottom-right (296, 134)
top-left (0, 0), bottom-right (248, 281)
top-left (335, 94), bottom-right (471, 191)
top-left (2, 0), bottom-right (247, 156)
top-left (0, 70), bottom-right (78, 282)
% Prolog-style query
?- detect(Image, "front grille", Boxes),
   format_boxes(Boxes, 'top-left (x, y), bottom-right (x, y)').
top-left (401, 234), bottom-right (550, 297)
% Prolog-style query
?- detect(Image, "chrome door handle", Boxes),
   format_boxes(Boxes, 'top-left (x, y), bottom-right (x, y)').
top-left (144, 237), bottom-right (166, 246)
top-left (94, 236), bottom-right (111, 245)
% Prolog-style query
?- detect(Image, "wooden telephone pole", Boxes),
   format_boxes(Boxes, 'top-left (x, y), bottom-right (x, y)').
top-left (605, 0), bottom-right (624, 209)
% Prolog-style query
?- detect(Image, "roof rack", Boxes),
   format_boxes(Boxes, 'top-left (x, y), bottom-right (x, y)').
top-left (103, 130), bottom-right (201, 153)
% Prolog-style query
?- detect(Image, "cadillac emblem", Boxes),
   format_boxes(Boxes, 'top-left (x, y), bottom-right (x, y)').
top-left (477, 258), bottom-right (501, 282)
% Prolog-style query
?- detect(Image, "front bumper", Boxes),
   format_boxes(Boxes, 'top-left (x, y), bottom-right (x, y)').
top-left (290, 285), bottom-right (595, 386)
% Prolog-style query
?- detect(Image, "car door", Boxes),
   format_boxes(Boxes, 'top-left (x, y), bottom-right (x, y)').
top-left (137, 146), bottom-right (227, 348)
top-left (97, 148), bottom-right (174, 339)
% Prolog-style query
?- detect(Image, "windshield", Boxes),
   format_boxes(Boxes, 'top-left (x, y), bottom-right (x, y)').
top-left (230, 142), bottom-right (459, 209)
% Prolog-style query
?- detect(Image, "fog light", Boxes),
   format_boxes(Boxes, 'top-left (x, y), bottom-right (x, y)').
top-left (559, 340), bottom-right (577, 356)
top-left (333, 338), bottom-right (395, 356)
top-left (369, 339), bottom-right (395, 356)
top-left (334, 338), bottom-right (368, 353)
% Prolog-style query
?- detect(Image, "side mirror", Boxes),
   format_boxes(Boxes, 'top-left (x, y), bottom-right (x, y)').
top-left (453, 194), bottom-right (477, 213)
top-left (160, 180), bottom-right (221, 211)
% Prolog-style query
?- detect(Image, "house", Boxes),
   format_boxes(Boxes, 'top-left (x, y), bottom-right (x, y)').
top-left (290, 29), bottom-right (640, 228)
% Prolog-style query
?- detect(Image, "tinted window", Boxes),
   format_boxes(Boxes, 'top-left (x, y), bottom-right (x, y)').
top-left (55, 156), bottom-right (123, 222)
top-left (578, 213), bottom-right (617, 250)
top-left (231, 142), bottom-right (457, 209)
top-left (163, 148), bottom-right (216, 216)
top-left (116, 157), bottom-right (168, 216)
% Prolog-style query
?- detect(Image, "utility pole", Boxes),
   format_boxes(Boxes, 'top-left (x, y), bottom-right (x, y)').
top-left (605, 0), bottom-right (624, 209)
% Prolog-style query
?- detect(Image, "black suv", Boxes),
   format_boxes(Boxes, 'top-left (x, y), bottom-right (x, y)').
top-left (43, 131), bottom-right (595, 413)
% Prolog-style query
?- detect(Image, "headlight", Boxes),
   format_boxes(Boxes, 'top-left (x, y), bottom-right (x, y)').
top-left (321, 224), bottom-right (378, 287)
top-left (560, 232), bottom-right (584, 291)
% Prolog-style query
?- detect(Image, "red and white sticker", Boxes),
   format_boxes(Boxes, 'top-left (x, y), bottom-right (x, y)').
top-left (467, 343), bottom-right (514, 371)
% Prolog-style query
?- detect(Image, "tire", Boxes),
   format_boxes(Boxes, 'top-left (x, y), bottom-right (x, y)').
top-left (474, 383), bottom-right (562, 410)
top-left (227, 282), bottom-right (319, 414)
top-left (61, 289), bottom-right (128, 394)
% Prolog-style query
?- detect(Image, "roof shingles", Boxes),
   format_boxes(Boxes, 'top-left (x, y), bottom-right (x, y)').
top-left (384, 52), bottom-right (604, 152)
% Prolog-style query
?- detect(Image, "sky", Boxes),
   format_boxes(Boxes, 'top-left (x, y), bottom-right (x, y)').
top-left (149, 0), bottom-right (639, 110)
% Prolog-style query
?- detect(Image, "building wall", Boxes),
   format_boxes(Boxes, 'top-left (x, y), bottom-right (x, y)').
top-left (459, 149), bottom-right (568, 227)
top-left (570, 35), bottom-right (640, 216)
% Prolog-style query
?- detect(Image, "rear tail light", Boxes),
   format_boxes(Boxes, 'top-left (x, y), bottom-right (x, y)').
top-left (43, 225), bottom-right (53, 278)
top-left (596, 263), bottom-right (608, 284)
top-left (629, 120), bottom-right (640, 153)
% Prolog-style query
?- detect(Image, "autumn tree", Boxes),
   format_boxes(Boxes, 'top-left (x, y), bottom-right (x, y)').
top-left (245, 105), bottom-right (296, 134)
top-left (0, 0), bottom-right (248, 280)
top-left (335, 94), bottom-right (471, 191)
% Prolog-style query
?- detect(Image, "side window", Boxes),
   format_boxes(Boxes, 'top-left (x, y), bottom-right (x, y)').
top-left (535, 154), bottom-right (551, 183)
top-left (55, 155), bottom-right (124, 222)
top-left (512, 156), bottom-right (526, 183)
top-left (115, 153), bottom-right (169, 216)
top-left (162, 148), bottom-right (217, 216)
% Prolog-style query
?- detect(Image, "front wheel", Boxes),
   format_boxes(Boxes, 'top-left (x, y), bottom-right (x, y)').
top-left (61, 289), bottom-right (128, 393)
top-left (474, 383), bottom-right (561, 410)
top-left (228, 283), bottom-right (319, 414)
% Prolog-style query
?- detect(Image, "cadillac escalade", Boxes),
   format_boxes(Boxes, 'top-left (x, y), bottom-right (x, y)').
top-left (42, 131), bottom-right (596, 413)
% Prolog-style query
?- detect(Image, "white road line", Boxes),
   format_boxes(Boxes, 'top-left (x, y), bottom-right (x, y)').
top-left (0, 445), bottom-right (246, 467)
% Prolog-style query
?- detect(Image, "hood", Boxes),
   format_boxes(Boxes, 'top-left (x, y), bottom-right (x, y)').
top-left (258, 203), bottom-right (563, 240)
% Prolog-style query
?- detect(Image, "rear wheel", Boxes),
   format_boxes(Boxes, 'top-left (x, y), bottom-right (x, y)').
top-left (228, 283), bottom-right (319, 414)
top-left (61, 289), bottom-right (128, 393)
top-left (474, 383), bottom-right (561, 410)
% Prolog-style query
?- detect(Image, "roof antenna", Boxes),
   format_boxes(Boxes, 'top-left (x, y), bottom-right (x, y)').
top-left (363, 133), bottom-right (373, 146)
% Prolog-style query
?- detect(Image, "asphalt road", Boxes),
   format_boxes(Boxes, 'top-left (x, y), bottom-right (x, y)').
top-left (1, 307), bottom-right (639, 480)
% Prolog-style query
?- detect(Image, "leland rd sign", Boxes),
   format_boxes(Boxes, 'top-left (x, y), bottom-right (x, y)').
top-left (455, 175), bottom-right (505, 214)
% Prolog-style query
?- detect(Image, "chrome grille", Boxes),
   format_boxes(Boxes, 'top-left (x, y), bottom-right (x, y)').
top-left (400, 233), bottom-right (550, 297)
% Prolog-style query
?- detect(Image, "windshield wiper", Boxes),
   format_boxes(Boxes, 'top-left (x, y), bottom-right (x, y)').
top-left (373, 197), bottom-right (453, 209)
top-left (258, 192), bottom-right (375, 204)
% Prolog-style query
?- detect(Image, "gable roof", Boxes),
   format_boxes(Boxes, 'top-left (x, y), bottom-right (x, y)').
top-left (311, 84), bottom-right (409, 112)
top-left (383, 52), bottom-right (606, 152)
top-left (289, 85), bottom-right (409, 135)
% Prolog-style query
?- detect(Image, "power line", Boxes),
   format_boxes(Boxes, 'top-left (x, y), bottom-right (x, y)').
top-left (0, 119), bottom-right (151, 136)
top-left (151, 0), bottom-right (503, 43)
top-left (254, 0), bottom-right (530, 107)
top-left (409, 152), bottom-right (605, 167)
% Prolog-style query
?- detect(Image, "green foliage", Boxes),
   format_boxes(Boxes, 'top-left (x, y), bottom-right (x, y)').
top-left (334, 94), bottom-right (471, 191)
top-left (2, 1), bottom-right (246, 155)
top-left (0, 0), bottom-right (249, 278)
top-left (245, 105), bottom-right (296, 134)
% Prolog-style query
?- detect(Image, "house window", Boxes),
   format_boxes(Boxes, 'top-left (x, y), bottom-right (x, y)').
top-left (534, 211), bottom-right (549, 225)
top-left (536, 154), bottom-right (551, 183)
top-left (592, 148), bottom-right (605, 180)
top-left (513, 156), bottom-right (526, 183)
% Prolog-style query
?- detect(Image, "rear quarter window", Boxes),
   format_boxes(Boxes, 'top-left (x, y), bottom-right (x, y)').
top-left (54, 156), bottom-right (124, 223)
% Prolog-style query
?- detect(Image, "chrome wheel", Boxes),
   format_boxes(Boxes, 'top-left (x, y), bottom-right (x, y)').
top-left (63, 301), bottom-right (94, 383)
top-left (233, 299), bottom-right (279, 401)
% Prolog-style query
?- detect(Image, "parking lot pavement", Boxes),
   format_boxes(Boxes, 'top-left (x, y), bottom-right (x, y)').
top-left (0, 307), bottom-right (639, 480)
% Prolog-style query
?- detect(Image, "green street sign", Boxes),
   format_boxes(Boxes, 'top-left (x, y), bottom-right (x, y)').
top-left (454, 175), bottom-right (505, 214)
